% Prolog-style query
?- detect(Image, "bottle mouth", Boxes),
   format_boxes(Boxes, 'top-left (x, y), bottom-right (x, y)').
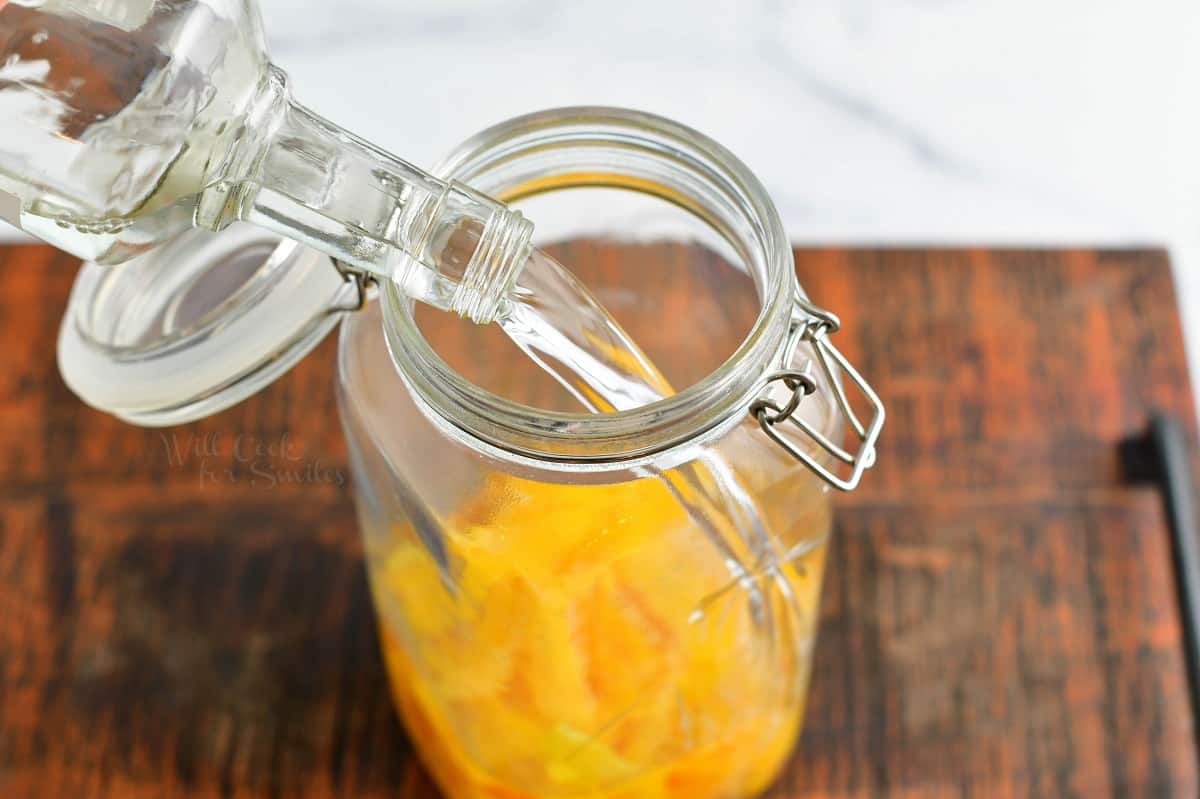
top-left (379, 107), bottom-right (799, 465)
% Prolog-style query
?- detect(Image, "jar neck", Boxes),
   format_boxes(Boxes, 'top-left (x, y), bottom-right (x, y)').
top-left (379, 108), bottom-right (800, 467)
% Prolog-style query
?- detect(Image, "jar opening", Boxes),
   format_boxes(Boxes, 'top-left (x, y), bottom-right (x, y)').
top-left (411, 186), bottom-right (761, 414)
top-left (381, 108), bottom-right (798, 464)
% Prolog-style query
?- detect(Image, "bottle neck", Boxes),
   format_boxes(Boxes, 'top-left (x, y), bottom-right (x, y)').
top-left (200, 68), bottom-right (532, 323)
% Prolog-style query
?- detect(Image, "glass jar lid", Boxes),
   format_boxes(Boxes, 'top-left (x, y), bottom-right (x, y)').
top-left (57, 222), bottom-right (359, 426)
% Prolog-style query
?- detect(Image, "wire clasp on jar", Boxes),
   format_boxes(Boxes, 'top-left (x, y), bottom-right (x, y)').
top-left (750, 292), bottom-right (885, 491)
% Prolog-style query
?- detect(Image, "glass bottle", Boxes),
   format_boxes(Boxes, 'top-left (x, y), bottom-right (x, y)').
top-left (0, 0), bottom-right (530, 322)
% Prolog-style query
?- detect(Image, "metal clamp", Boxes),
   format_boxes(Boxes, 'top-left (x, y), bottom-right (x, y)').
top-left (751, 292), bottom-right (885, 491)
top-left (330, 259), bottom-right (377, 313)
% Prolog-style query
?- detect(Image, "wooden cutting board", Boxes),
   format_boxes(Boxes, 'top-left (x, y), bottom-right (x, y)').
top-left (0, 245), bottom-right (1196, 797)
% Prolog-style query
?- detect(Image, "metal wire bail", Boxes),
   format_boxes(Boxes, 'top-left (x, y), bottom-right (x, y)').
top-left (330, 259), bottom-right (377, 313)
top-left (750, 291), bottom-right (885, 491)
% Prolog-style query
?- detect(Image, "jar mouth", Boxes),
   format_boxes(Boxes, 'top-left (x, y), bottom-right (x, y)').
top-left (381, 107), bottom-right (798, 464)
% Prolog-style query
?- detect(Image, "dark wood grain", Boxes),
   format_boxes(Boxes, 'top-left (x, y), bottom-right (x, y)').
top-left (0, 244), bottom-right (1196, 797)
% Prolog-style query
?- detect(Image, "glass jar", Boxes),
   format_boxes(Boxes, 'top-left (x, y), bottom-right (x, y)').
top-left (336, 108), bottom-right (882, 799)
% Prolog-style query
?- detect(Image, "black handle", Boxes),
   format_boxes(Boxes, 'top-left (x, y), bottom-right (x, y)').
top-left (1122, 412), bottom-right (1200, 745)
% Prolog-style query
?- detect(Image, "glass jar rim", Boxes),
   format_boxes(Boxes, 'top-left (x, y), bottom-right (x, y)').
top-left (379, 106), bottom-right (803, 464)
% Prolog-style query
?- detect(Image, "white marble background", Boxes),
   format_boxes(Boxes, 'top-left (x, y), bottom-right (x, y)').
top-left (12, 0), bottom-right (1200, 411)
top-left (260, 0), bottom-right (1200, 409)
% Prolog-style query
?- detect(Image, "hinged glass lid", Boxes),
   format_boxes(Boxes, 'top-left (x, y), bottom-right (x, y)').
top-left (57, 223), bottom-right (362, 426)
